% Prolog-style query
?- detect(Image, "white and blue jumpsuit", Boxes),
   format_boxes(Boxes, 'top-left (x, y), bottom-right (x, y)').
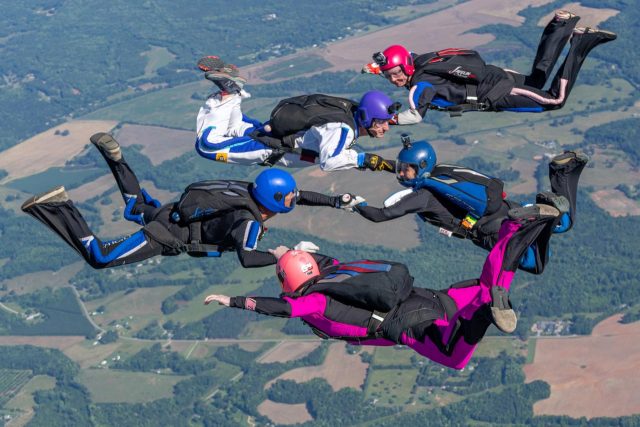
top-left (195, 93), bottom-right (362, 171)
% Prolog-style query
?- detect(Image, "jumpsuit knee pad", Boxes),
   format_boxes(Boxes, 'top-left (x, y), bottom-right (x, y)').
top-left (518, 246), bottom-right (537, 271)
top-left (553, 212), bottom-right (571, 233)
top-left (123, 194), bottom-right (145, 225)
top-left (518, 244), bottom-right (552, 272)
top-left (141, 188), bottom-right (161, 208)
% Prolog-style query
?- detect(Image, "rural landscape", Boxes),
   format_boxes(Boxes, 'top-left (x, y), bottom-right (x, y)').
top-left (0, 0), bottom-right (639, 425)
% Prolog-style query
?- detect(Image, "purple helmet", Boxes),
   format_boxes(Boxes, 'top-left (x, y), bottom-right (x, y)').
top-left (356, 91), bottom-right (400, 129)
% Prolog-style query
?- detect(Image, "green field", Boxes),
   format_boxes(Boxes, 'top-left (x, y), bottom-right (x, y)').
top-left (262, 55), bottom-right (332, 80)
top-left (0, 369), bottom-right (32, 407)
top-left (78, 369), bottom-right (188, 403)
top-left (6, 166), bottom-right (104, 193)
top-left (5, 287), bottom-right (97, 336)
top-left (166, 266), bottom-right (272, 325)
top-left (139, 46), bottom-right (176, 79)
top-left (365, 368), bottom-right (418, 406)
top-left (372, 346), bottom-right (415, 367)
top-left (3, 375), bottom-right (56, 414)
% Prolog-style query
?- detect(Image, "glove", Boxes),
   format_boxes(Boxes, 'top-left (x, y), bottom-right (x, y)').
top-left (360, 153), bottom-right (396, 173)
top-left (388, 114), bottom-right (399, 126)
top-left (268, 245), bottom-right (290, 260)
top-left (335, 193), bottom-right (366, 212)
top-left (293, 241), bottom-right (320, 253)
top-left (361, 62), bottom-right (381, 75)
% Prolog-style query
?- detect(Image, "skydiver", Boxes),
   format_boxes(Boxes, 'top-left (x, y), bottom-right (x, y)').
top-left (346, 136), bottom-right (588, 274)
top-left (362, 11), bottom-right (616, 120)
top-left (195, 56), bottom-right (398, 172)
top-left (204, 204), bottom-right (561, 369)
top-left (21, 133), bottom-right (363, 269)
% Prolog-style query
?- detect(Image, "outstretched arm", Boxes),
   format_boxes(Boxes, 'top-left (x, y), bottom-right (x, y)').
top-left (354, 188), bottom-right (430, 222)
top-left (297, 190), bottom-right (366, 212)
top-left (204, 293), bottom-right (327, 318)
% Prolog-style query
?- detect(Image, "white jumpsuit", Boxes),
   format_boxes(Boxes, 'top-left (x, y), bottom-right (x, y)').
top-left (196, 93), bottom-right (361, 171)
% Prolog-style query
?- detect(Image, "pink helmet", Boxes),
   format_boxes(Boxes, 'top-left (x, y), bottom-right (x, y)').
top-left (374, 45), bottom-right (415, 76)
top-left (276, 250), bottom-right (319, 293)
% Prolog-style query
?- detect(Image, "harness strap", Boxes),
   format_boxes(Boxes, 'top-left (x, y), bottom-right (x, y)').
top-left (185, 222), bottom-right (222, 257)
top-left (366, 310), bottom-right (387, 337)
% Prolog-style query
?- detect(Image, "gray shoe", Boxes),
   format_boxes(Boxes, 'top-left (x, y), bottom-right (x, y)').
top-left (204, 71), bottom-right (247, 93)
top-left (551, 150), bottom-right (589, 167)
top-left (573, 27), bottom-right (617, 42)
top-left (508, 204), bottom-right (561, 223)
top-left (490, 287), bottom-right (517, 334)
top-left (21, 186), bottom-right (69, 211)
top-left (554, 10), bottom-right (579, 21)
top-left (536, 192), bottom-right (570, 214)
top-left (90, 133), bottom-right (122, 162)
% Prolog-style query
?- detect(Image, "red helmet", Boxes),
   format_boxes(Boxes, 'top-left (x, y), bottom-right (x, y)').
top-left (374, 45), bottom-right (415, 76)
top-left (276, 250), bottom-right (319, 293)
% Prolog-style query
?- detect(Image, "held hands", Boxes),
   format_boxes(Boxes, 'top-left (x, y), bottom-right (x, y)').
top-left (336, 193), bottom-right (366, 212)
top-left (204, 294), bottom-right (231, 306)
top-left (293, 241), bottom-right (320, 253)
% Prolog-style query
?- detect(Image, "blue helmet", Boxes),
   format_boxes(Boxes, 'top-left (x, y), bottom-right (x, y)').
top-left (356, 91), bottom-right (400, 129)
top-left (396, 135), bottom-right (437, 188)
top-left (251, 169), bottom-right (297, 213)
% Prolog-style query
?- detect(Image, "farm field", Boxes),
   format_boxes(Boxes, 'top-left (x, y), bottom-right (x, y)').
top-left (524, 314), bottom-right (640, 418)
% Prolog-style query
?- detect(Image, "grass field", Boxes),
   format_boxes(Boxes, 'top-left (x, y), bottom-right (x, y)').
top-left (88, 286), bottom-right (182, 334)
top-left (473, 336), bottom-right (528, 358)
top-left (78, 369), bottom-right (188, 403)
top-left (262, 55), bottom-right (332, 80)
top-left (1, 262), bottom-right (83, 297)
top-left (0, 369), bottom-right (32, 407)
top-left (139, 46), bottom-right (176, 80)
top-left (372, 346), bottom-right (416, 367)
top-left (166, 266), bottom-right (271, 325)
top-left (3, 375), bottom-right (56, 427)
top-left (365, 368), bottom-right (418, 406)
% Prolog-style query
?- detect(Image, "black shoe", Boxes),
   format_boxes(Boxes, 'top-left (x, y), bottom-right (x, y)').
top-left (204, 70), bottom-right (247, 93)
top-left (90, 133), bottom-right (122, 162)
top-left (22, 186), bottom-right (69, 211)
top-left (508, 204), bottom-right (561, 224)
top-left (490, 287), bottom-right (517, 334)
top-left (536, 192), bottom-right (570, 214)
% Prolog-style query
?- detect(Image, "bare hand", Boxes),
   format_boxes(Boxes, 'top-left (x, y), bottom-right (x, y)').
top-left (268, 245), bottom-right (290, 260)
top-left (204, 294), bottom-right (231, 306)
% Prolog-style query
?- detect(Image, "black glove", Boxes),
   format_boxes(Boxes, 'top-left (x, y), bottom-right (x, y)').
top-left (361, 153), bottom-right (396, 173)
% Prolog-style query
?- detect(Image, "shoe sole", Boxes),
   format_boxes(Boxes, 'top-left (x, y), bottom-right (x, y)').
top-left (22, 186), bottom-right (67, 211)
top-left (204, 71), bottom-right (246, 85)
top-left (90, 132), bottom-right (122, 161)
top-left (552, 151), bottom-right (589, 166)
top-left (490, 287), bottom-right (517, 334)
top-left (508, 204), bottom-right (560, 222)
top-left (536, 192), bottom-right (570, 214)
top-left (555, 10), bottom-right (579, 21)
top-left (197, 56), bottom-right (225, 72)
top-left (574, 27), bottom-right (617, 41)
